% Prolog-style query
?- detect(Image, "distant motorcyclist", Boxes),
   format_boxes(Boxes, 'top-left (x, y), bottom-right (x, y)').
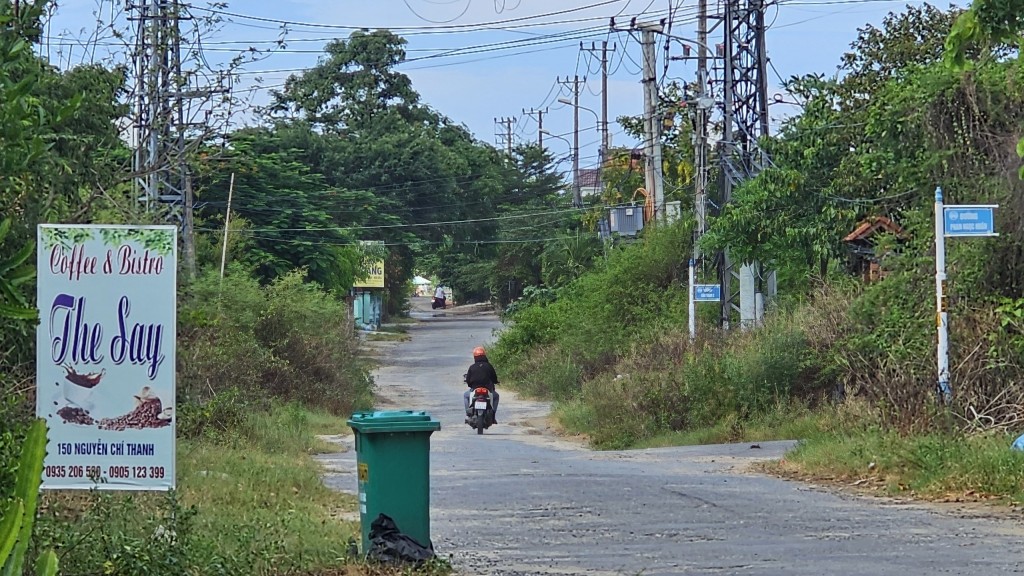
top-left (464, 346), bottom-right (500, 423)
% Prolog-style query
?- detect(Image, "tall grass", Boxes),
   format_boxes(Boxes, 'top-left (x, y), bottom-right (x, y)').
top-left (544, 310), bottom-right (829, 449)
top-left (34, 404), bottom-right (359, 576)
top-left (778, 425), bottom-right (1024, 503)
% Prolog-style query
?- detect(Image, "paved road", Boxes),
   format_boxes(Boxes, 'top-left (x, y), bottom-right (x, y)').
top-left (320, 310), bottom-right (1024, 575)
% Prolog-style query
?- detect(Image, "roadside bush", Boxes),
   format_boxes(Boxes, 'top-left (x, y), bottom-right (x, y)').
top-left (259, 272), bottom-right (373, 411)
top-left (34, 491), bottom-right (235, 576)
top-left (177, 266), bottom-right (374, 434)
top-left (492, 220), bottom-right (692, 396)
top-left (819, 226), bottom-right (1024, 434)
top-left (177, 387), bottom-right (256, 441)
top-left (783, 426), bottom-right (1024, 502)
top-left (177, 267), bottom-right (281, 404)
top-left (502, 284), bottom-right (556, 317)
top-left (501, 344), bottom-right (583, 399)
top-left (568, 311), bottom-right (826, 449)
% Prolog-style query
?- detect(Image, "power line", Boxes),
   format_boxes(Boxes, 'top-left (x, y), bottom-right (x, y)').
top-left (189, 1), bottom-right (627, 33)
top-left (243, 233), bottom-right (590, 247)
top-left (403, 26), bottom-right (611, 62)
top-left (197, 206), bottom-right (587, 233)
top-left (402, 0), bottom-right (473, 23)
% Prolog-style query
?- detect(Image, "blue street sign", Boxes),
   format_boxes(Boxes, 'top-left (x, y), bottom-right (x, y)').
top-left (943, 205), bottom-right (997, 237)
top-left (694, 284), bottom-right (721, 302)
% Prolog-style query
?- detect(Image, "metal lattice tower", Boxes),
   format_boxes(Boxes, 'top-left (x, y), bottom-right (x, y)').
top-left (713, 0), bottom-right (771, 328)
top-left (720, 0), bottom-right (769, 191)
top-left (129, 0), bottom-right (188, 214)
top-left (129, 0), bottom-right (232, 275)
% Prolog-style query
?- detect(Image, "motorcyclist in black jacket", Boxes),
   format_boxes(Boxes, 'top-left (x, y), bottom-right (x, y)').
top-left (464, 346), bottom-right (500, 423)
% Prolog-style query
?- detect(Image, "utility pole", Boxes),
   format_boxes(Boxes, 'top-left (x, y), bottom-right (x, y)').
top-left (522, 107), bottom-right (547, 147)
top-left (668, 32), bottom-right (717, 340)
top-left (219, 172), bottom-right (235, 282)
top-left (695, 0), bottom-right (709, 255)
top-left (719, 5), bottom-right (736, 330)
top-left (637, 21), bottom-right (666, 222)
top-left (505, 117), bottom-right (515, 156)
top-left (183, 173), bottom-right (195, 277)
top-left (581, 41), bottom-right (617, 199)
top-left (609, 18), bottom-right (668, 222)
top-left (580, 41), bottom-right (617, 161)
top-left (558, 75), bottom-right (584, 208)
top-left (685, 0), bottom-right (712, 341)
top-left (493, 116), bottom-right (516, 155)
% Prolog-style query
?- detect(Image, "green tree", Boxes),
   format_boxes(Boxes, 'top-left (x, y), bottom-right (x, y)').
top-left (486, 145), bottom-right (575, 304)
top-left (268, 30), bottom-right (530, 309)
top-left (196, 131), bottom-right (369, 290)
top-left (946, 0), bottom-right (1024, 177)
top-left (271, 30), bottom-right (421, 131)
top-left (702, 5), bottom-right (1017, 288)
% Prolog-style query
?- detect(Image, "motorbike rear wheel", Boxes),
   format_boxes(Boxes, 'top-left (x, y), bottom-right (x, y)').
top-left (476, 410), bottom-right (485, 434)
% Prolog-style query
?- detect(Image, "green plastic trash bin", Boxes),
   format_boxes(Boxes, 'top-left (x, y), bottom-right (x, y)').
top-left (347, 410), bottom-right (441, 555)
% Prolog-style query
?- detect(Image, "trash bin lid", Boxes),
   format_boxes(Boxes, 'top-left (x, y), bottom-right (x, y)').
top-left (347, 410), bottom-right (442, 433)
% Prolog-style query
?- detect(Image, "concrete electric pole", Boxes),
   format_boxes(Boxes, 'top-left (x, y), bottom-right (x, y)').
top-left (637, 21), bottom-right (666, 222)
top-left (681, 0), bottom-right (713, 341)
top-left (494, 116), bottom-right (516, 156)
top-left (695, 0), bottom-right (709, 255)
top-left (559, 97), bottom-right (602, 198)
top-left (558, 75), bottom-right (584, 207)
top-left (580, 41), bottom-right (617, 162)
top-left (611, 18), bottom-right (667, 222)
top-left (522, 107), bottom-right (547, 147)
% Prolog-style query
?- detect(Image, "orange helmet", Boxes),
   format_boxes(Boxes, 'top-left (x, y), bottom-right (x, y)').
top-left (473, 346), bottom-right (486, 358)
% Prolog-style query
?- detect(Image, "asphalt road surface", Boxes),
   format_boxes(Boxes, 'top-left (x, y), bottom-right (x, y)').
top-left (320, 306), bottom-right (1024, 575)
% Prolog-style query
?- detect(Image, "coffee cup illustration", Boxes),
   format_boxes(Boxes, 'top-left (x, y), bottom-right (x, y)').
top-left (61, 364), bottom-right (104, 409)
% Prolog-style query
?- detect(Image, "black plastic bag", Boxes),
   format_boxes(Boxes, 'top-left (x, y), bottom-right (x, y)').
top-left (367, 513), bottom-right (436, 565)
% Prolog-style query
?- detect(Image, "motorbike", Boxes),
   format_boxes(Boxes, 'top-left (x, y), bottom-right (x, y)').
top-left (431, 296), bottom-right (446, 309)
top-left (466, 386), bottom-right (495, 435)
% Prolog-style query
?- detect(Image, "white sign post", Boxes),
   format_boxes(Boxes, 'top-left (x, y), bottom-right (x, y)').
top-left (688, 259), bottom-right (696, 342)
top-left (36, 225), bottom-right (177, 490)
top-left (934, 187), bottom-right (998, 403)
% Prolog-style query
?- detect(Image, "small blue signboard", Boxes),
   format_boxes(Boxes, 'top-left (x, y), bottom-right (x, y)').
top-left (943, 205), bottom-right (997, 237)
top-left (694, 284), bottom-right (721, 302)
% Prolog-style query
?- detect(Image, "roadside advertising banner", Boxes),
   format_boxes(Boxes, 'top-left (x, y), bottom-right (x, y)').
top-left (354, 240), bottom-right (385, 289)
top-left (36, 225), bottom-right (177, 490)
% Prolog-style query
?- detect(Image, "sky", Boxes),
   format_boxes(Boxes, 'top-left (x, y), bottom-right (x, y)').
top-left (44, 0), bottom-right (941, 173)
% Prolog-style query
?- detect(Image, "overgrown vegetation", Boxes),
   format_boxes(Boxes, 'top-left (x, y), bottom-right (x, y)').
top-left (493, 1), bottom-right (1024, 502)
top-left (30, 404), bottom-right (362, 576)
top-left (492, 221), bottom-right (693, 394)
top-left (177, 267), bottom-right (374, 422)
top-left (771, 408), bottom-right (1024, 503)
